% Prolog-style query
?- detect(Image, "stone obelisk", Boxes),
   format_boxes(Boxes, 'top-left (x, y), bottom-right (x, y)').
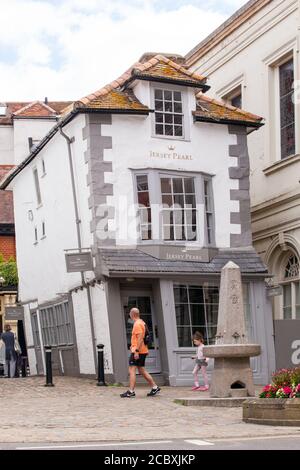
top-left (203, 261), bottom-right (261, 398)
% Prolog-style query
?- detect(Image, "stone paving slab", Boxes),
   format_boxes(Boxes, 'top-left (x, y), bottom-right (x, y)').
top-left (0, 377), bottom-right (299, 443)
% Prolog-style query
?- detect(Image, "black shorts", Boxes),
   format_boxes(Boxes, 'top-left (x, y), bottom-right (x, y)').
top-left (129, 353), bottom-right (147, 367)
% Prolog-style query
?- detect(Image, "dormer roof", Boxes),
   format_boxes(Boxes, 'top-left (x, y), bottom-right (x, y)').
top-left (194, 94), bottom-right (263, 128)
top-left (62, 54), bottom-right (209, 115)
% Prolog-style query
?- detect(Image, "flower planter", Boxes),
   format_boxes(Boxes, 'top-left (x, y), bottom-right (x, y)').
top-left (243, 398), bottom-right (300, 426)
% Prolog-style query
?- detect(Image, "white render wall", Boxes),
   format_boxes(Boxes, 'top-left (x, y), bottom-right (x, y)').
top-left (189, 0), bottom-right (299, 207)
top-left (13, 119), bottom-right (57, 165)
top-left (102, 84), bottom-right (239, 248)
top-left (0, 126), bottom-right (14, 165)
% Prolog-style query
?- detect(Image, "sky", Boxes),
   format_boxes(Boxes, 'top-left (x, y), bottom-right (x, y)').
top-left (0, 0), bottom-right (248, 101)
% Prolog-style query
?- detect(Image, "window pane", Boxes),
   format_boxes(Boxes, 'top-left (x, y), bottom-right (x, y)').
top-left (281, 124), bottom-right (295, 159)
top-left (165, 114), bottom-right (173, 124)
top-left (174, 102), bottom-right (182, 113)
top-left (174, 285), bottom-right (188, 303)
top-left (175, 305), bottom-right (190, 325)
top-left (174, 115), bottom-right (182, 125)
top-left (283, 284), bottom-right (292, 306)
top-left (155, 112), bottom-right (163, 123)
top-left (164, 124), bottom-right (173, 135)
top-left (190, 304), bottom-right (206, 326)
top-left (177, 327), bottom-right (192, 347)
top-left (138, 191), bottom-right (150, 207)
top-left (231, 94), bottom-right (242, 109)
top-left (174, 126), bottom-right (183, 136)
top-left (164, 101), bottom-right (173, 113)
top-left (173, 194), bottom-right (184, 207)
top-left (174, 91), bottom-right (182, 101)
top-left (155, 100), bottom-right (163, 111)
top-left (173, 178), bottom-right (183, 194)
top-left (136, 175), bottom-right (148, 192)
top-left (188, 287), bottom-right (204, 304)
top-left (155, 89), bottom-right (163, 100)
top-left (155, 124), bottom-right (163, 135)
top-left (184, 178), bottom-right (195, 194)
top-left (279, 59), bottom-right (294, 96)
top-left (162, 194), bottom-right (173, 206)
top-left (161, 178), bottom-right (172, 194)
top-left (164, 90), bottom-right (172, 101)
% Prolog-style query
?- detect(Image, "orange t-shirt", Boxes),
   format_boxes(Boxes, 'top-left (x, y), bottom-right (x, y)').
top-left (131, 319), bottom-right (148, 354)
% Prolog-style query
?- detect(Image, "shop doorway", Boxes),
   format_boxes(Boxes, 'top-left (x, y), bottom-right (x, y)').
top-left (122, 292), bottom-right (161, 374)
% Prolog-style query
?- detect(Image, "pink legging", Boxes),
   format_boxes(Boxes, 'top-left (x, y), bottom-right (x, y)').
top-left (193, 364), bottom-right (208, 387)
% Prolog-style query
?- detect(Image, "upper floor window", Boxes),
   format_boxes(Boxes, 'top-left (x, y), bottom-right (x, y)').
top-left (135, 171), bottom-right (215, 245)
top-left (154, 89), bottom-right (184, 138)
top-left (222, 85), bottom-right (242, 109)
top-left (279, 58), bottom-right (295, 159)
top-left (33, 168), bottom-right (42, 206)
top-left (282, 253), bottom-right (300, 319)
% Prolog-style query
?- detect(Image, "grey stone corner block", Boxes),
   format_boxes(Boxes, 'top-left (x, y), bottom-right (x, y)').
top-left (86, 114), bottom-right (112, 125)
top-left (230, 189), bottom-right (251, 202)
top-left (228, 125), bottom-right (247, 135)
top-left (229, 167), bottom-right (250, 179)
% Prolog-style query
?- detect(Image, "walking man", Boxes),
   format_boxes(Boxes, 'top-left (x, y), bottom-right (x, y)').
top-left (120, 308), bottom-right (161, 398)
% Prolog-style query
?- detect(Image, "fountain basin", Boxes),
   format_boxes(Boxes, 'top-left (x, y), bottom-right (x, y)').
top-left (203, 344), bottom-right (261, 358)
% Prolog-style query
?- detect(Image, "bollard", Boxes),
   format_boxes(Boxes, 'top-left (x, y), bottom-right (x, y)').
top-left (44, 345), bottom-right (55, 387)
top-left (21, 356), bottom-right (27, 377)
top-left (97, 344), bottom-right (107, 386)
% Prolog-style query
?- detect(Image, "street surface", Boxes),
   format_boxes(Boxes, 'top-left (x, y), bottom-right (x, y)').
top-left (0, 376), bottom-right (299, 445)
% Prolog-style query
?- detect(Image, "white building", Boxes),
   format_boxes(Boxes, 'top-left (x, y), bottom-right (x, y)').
top-left (0, 53), bottom-right (275, 385)
top-left (186, 0), bottom-right (300, 369)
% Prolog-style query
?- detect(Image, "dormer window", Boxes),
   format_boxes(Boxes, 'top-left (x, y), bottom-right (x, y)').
top-left (154, 88), bottom-right (184, 138)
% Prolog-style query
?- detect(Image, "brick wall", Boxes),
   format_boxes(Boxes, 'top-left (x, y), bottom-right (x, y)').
top-left (0, 235), bottom-right (16, 260)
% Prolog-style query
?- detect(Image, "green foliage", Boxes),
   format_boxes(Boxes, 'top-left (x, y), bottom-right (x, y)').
top-left (272, 368), bottom-right (300, 387)
top-left (0, 254), bottom-right (18, 286)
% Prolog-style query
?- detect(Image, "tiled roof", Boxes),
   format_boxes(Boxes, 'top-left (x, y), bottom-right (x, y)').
top-left (63, 54), bottom-right (208, 115)
top-left (194, 94), bottom-right (263, 127)
top-left (0, 101), bottom-right (72, 125)
top-left (98, 248), bottom-right (268, 276)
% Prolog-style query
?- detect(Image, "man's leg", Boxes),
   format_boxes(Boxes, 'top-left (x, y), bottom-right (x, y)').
top-left (10, 359), bottom-right (16, 378)
top-left (4, 360), bottom-right (8, 377)
top-left (129, 365), bottom-right (137, 391)
top-left (138, 367), bottom-right (156, 387)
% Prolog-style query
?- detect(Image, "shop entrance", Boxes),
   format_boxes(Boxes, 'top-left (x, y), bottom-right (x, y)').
top-left (122, 292), bottom-right (161, 374)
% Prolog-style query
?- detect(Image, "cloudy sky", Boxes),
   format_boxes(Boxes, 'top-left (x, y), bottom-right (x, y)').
top-left (0, 0), bottom-right (248, 101)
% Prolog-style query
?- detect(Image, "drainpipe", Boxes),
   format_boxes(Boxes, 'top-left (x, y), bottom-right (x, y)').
top-left (59, 127), bottom-right (97, 373)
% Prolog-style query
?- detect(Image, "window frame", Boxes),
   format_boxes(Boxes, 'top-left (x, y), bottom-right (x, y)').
top-left (150, 83), bottom-right (190, 141)
top-left (278, 56), bottom-right (296, 160)
top-left (280, 253), bottom-right (300, 320)
top-left (39, 301), bottom-right (74, 347)
top-left (133, 169), bottom-right (214, 246)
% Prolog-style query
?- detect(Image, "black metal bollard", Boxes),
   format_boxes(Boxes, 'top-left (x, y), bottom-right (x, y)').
top-left (97, 344), bottom-right (107, 386)
top-left (21, 356), bottom-right (27, 377)
top-left (44, 346), bottom-right (55, 387)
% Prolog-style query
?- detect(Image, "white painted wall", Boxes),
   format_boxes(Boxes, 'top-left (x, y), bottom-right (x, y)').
top-left (90, 283), bottom-right (113, 374)
top-left (0, 126), bottom-right (14, 165)
top-left (189, 0), bottom-right (299, 207)
top-left (13, 119), bottom-right (57, 165)
top-left (71, 289), bottom-right (95, 375)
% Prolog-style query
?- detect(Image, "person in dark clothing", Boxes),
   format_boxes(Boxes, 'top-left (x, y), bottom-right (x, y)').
top-left (1, 324), bottom-right (17, 378)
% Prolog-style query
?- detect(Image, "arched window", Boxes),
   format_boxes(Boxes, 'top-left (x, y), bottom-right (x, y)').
top-left (282, 253), bottom-right (300, 319)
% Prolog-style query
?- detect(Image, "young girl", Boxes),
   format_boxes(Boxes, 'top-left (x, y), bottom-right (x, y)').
top-left (191, 331), bottom-right (209, 391)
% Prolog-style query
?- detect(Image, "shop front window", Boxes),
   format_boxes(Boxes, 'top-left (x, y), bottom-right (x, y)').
top-left (174, 282), bottom-right (252, 346)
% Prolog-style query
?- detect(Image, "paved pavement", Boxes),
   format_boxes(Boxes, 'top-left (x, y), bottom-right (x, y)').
top-left (0, 376), bottom-right (299, 443)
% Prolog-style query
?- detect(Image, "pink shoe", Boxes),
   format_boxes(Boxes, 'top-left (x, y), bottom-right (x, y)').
top-left (198, 386), bottom-right (209, 391)
top-left (191, 386), bottom-right (200, 391)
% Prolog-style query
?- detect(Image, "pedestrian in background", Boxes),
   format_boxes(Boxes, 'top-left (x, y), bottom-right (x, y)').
top-left (191, 331), bottom-right (209, 391)
top-left (1, 324), bottom-right (18, 378)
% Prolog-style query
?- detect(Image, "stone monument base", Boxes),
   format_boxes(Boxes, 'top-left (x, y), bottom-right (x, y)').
top-left (209, 357), bottom-right (255, 398)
